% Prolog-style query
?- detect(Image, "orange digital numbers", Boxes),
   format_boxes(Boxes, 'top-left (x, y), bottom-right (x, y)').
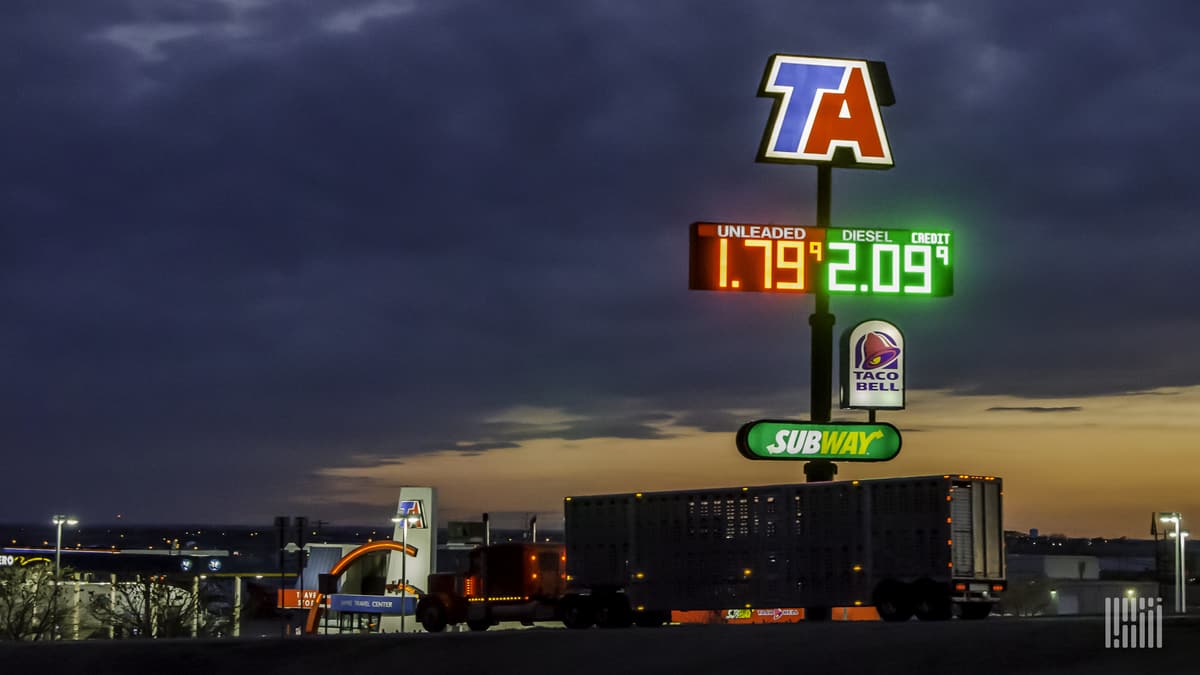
top-left (689, 222), bottom-right (824, 294)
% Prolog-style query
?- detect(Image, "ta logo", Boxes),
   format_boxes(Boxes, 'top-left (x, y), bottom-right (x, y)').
top-left (757, 55), bottom-right (894, 168)
top-left (397, 500), bottom-right (426, 528)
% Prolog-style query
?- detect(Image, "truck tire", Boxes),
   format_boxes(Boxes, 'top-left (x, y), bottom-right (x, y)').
top-left (466, 618), bottom-right (492, 631)
top-left (561, 596), bottom-right (594, 630)
top-left (873, 580), bottom-right (915, 622)
top-left (913, 579), bottom-right (952, 621)
top-left (805, 606), bottom-right (831, 621)
top-left (634, 610), bottom-right (668, 628)
top-left (595, 596), bottom-right (633, 628)
top-left (416, 598), bottom-right (449, 633)
top-left (959, 602), bottom-right (993, 620)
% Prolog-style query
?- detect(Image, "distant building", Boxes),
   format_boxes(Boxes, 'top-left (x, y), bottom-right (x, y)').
top-left (1004, 554), bottom-right (1159, 616)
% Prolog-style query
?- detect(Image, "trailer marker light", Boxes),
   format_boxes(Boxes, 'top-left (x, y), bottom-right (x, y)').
top-left (635, 572), bottom-right (645, 580)
top-left (636, 605), bottom-right (645, 611)
top-left (743, 568), bottom-right (753, 577)
top-left (636, 493), bottom-right (643, 498)
top-left (947, 539), bottom-right (952, 546)
top-left (954, 583), bottom-right (966, 591)
top-left (852, 480), bottom-right (860, 486)
top-left (946, 517), bottom-right (952, 524)
top-left (745, 604), bottom-right (752, 609)
top-left (854, 601), bottom-right (863, 606)
top-left (852, 565), bottom-right (862, 572)
top-left (947, 562), bottom-right (953, 568)
top-left (566, 575), bottom-right (574, 581)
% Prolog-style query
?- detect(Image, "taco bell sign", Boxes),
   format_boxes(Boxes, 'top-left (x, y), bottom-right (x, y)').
top-left (840, 319), bottom-right (905, 410)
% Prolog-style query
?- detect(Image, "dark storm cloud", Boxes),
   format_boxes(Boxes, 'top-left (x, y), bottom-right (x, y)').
top-left (985, 406), bottom-right (1083, 414)
top-left (3, 0), bottom-right (1198, 521)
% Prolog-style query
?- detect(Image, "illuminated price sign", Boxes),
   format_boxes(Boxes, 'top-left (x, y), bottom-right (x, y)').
top-left (688, 222), bottom-right (953, 296)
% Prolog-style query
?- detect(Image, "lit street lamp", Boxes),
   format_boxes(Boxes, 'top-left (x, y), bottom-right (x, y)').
top-left (1159, 513), bottom-right (1186, 614)
top-left (391, 511), bottom-right (420, 632)
top-left (1168, 528), bottom-right (1190, 614)
top-left (51, 515), bottom-right (78, 581)
top-left (50, 514), bottom-right (78, 640)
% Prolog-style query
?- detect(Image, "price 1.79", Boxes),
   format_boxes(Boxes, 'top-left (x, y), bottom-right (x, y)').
top-left (688, 222), bottom-right (953, 297)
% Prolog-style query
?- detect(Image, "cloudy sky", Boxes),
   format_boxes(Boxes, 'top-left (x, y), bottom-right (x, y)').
top-left (3, 0), bottom-right (1198, 537)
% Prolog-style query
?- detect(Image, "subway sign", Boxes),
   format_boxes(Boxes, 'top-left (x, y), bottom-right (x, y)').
top-left (736, 420), bottom-right (901, 461)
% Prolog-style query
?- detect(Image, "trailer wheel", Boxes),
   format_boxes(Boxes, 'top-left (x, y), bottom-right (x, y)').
top-left (561, 596), bottom-right (594, 630)
top-left (416, 598), bottom-right (448, 633)
top-left (466, 618), bottom-right (492, 631)
top-left (805, 606), bottom-right (831, 621)
top-left (959, 602), bottom-right (993, 620)
top-left (595, 596), bottom-right (633, 628)
top-left (634, 610), bottom-right (668, 628)
top-left (873, 580), bottom-right (915, 622)
top-left (913, 579), bottom-right (952, 621)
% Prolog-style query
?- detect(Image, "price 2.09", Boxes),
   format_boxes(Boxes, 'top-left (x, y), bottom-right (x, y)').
top-left (826, 242), bottom-right (950, 295)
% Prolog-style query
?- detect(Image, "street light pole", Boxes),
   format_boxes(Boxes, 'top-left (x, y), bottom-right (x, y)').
top-left (50, 515), bottom-right (78, 640)
top-left (1169, 528), bottom-right (1189, 614)
top-left (392, 511), bottom-right (419, 633)
top-left (1160, 513), bottom-right (1184, 613)
top-left (1182, 531), bottom-right (1190, 613)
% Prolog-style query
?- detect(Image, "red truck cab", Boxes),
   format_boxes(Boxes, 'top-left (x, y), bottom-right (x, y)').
top-left (417, 542), bottom-right (566, 632)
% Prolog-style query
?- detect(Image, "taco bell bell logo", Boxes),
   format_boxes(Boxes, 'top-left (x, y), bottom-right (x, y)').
top-left (841, 319), bottom-right (905, 410)
top-left (856, 331), bottom-right (901, 371)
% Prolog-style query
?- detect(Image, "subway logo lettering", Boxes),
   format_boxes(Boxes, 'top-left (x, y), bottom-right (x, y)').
top-left (737, 420), bottom-right (902, 462)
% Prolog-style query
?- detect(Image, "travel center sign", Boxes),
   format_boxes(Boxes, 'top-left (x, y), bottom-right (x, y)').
top-left (736, 420), bottom-right (902, 462)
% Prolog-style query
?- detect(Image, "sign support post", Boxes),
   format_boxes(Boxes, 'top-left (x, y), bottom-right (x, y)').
top-left (806, 165), bottom-right (836, 482)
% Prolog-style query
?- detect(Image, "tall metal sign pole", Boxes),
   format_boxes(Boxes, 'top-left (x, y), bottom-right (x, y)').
top-left (806, 166), bottom-right (836, 481)
top-left (756, 55), bottom-right (895, 482)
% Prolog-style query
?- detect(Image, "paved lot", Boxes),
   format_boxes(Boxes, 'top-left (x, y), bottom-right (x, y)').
top-left (2, 616), bottom-right (1197, 675)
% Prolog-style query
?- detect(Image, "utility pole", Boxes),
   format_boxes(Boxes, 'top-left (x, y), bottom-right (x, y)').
top-left (274, 516), bottom-right (290, 636)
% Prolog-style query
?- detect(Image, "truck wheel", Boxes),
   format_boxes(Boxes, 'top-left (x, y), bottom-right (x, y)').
top-left (561, 596), bottom-right (594, 629)
top-left (417, 598), bottom-right (448, 633)
top-left (959, 602), bottom-right (993, 620)
top-left (805, 606), bottom-right (831, 621)
top-left (913, 579), bottom-right (952, 621)
top-left (466, 619), bottom-right (492, 631)
top-left (634, 610), bottom-right (668, 628)
top-left (873, 580), bottom-right (915, 622)
top-left (595, 596), bottom-right (632, 628)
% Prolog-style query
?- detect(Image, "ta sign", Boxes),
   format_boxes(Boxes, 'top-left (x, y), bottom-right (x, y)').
top-left (757, 55), bottom-right (894, 168)
top-left (737, 420), bottom-right (902, 461)
top-left (841, 319), bottom-right (905, 410)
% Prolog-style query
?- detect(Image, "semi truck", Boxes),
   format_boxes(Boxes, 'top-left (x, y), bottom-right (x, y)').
top-left (415, 474), bottom-right (1004, 631)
